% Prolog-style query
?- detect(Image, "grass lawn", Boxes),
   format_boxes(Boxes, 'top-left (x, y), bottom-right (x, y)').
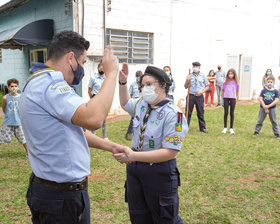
top-left (0, 103), bottom-right (279, 223)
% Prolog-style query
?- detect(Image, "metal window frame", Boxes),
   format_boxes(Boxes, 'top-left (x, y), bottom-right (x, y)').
top-left (0, 49), bottom-right (2, 63)
top-left (29, 48), bottom-right (47, 65)
top-left (106, 29), bottom-right (153, 64)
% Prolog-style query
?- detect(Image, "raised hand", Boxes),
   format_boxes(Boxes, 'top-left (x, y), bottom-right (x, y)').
top-left (102, 45), bottom-right (119, 78)
top-left (119, 63), bottom-right (128, 83)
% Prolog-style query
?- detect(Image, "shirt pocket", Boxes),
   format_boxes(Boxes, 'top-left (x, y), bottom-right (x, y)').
top-left (144, 124), bottom-right (162, 150)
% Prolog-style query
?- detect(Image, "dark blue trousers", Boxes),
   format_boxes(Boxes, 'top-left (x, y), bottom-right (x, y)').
top-left (26, 175), bottom-right (90, 224)
top-left (125, 159), bottom-right (183, 224)
top-left (186, 94), bottom-right (206, 130)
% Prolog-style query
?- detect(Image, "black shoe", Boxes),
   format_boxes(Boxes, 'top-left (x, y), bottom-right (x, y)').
top-left (252, 132), bottom-right (259, 136)
top-left (200, 129), bottom-right (208, 133)
top-left (216, 104), bottom-right (220, 107)
top-left (275, 134), bottom-right (280, 139)
top-left (125, 133), bottom-right (132, 140)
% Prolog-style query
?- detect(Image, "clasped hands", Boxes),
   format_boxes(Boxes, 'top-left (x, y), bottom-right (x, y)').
top-left (112, 145), bottom-right (134, 164)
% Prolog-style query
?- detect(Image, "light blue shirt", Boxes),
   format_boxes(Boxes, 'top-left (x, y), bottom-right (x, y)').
top-left (189, 72), bottom-right (209, 95)
top-left (88, 73), bottom-right (105, 95)
top-left (129, 81), bottom-right (140, 98)
top-left (2, 93), bottom-right (21, 126)
top-left (20, 63), bottom-right (90, 183)
top-left (168, 80), bottom-right (176, 96)
top-left (124, 98), bottom-right (188, 151)
top-left (215, 70), bottom-right (226, 86)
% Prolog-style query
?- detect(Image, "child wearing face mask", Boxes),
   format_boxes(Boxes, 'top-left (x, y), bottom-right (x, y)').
top-left (253, 77), bottom-right (280, 139)
top-left (0, 78), bottom-right (28, 153)
top-left (221, 69), bottom-right (239, 134)
top-left (88, 62), bottom-right (109, 140)
top-left (262, 68), bottom-right (275, 88)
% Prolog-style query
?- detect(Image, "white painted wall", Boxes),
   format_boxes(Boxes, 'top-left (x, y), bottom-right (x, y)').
top-left (78, 0), bottom-right (280, 113)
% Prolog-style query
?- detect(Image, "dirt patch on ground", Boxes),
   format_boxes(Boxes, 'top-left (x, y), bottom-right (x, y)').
top-left (88, 172), bottom-right (109, 182)
top-left (237, 171), bottom-right (271, 183)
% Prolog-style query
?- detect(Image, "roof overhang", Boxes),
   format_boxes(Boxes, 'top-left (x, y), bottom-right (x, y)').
top-left (0, 0), bottom-right (30, 14)
top-left (0, 19), bottom-right (54, 49)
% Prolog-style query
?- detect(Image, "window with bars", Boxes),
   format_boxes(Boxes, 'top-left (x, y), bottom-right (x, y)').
top-left (106, 29), bottom-right (153, 64)
top-left (0, 49), bottom-right (2, 63)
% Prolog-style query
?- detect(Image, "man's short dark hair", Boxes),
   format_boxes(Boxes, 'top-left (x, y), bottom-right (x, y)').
top-left (48, 30), bottom-right (90, 60)
top-left (7, 78), bottom-right (19, 86)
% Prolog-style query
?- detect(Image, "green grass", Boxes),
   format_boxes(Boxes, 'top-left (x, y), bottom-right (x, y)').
top-left (0, 91), bottom-right (4, 106)
top-left (0, 103), bottom-right (280, 223)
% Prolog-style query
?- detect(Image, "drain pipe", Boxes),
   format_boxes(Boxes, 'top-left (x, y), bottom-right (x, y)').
top-left (103, 0), bottom-right (106, 49)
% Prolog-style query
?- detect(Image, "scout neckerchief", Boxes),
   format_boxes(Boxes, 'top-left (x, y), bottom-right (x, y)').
top-left (138, 98), bottom-right (173, 150)
top-left (22, 68), bottom-right (53, 92)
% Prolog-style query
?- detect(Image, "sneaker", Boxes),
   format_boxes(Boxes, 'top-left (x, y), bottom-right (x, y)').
top-left (125, 133), bottom-right (132, 140)
top-left (229, 128), bottom-right (235, 135)
top-left (221, 128), bottom-right (227, 134)
top-left (200, 129), bottom-right (208, 133)
top-left (253, 132), bottom-right (259, 136)
top-left (275, 134), bottom-right (280, 139)
top-left (210, 104), bottom-right (214, 107)
top-left (216, 104), bottom-right (221, 107)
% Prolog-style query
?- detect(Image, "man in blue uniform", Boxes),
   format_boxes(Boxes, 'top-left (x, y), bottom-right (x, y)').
top-left (184, 62), bottom-right (209, 133)
top-left (88, 62), bottom-right (108, 139)
top-left (116, 64), bottom-right (188, 223)
top-left (20, 30), bottom-right (129, 224)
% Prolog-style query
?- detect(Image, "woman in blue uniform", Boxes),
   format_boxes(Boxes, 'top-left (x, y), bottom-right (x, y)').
top-left (116, 64), bottom-right (188, 224)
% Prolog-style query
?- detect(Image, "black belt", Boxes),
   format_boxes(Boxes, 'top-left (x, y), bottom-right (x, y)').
top-left (32, 173), bottom-right (88, 191)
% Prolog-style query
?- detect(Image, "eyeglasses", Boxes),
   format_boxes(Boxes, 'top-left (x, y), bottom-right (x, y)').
top-left (140, 81), bottom-right (158, 89)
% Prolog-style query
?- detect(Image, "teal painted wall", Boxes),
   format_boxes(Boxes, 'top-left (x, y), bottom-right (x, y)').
top-left (0, 0), bottom-right (73, 91)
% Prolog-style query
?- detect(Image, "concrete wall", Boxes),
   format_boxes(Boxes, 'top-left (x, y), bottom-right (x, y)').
top-left (0, 0), bottom-right (73, 90)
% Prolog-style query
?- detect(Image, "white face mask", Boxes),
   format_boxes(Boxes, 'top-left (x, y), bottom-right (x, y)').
top-left (193, 67), bottom-right (200, 73)
top-left (9, 89), bottom-right (18, 93)
top-left (141, 85), bottom-right (158, 104)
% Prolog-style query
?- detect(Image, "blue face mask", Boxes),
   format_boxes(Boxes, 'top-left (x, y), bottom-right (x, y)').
top-left (266, 72), bottom-right (271, 75)
top-left (70, 57), bottom-right (85, 85)
top-left (136, 76), bottom-right (140, 82)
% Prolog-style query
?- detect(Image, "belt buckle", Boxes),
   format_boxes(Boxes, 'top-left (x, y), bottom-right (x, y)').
top-left (75, 183), bottom-right (84, 191)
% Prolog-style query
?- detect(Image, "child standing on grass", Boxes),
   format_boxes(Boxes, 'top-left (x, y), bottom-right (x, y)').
top-left (0, 78), bottom-right (28, 153)
top-left (221, 69), bottom-right (239, 134)
top-left (253, 77), bottom-right (280, 139)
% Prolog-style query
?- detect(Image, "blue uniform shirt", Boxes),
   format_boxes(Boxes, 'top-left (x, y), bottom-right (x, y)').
top-left (189, 72), bottom-right (209, 95)
top-left (125, 98), bottom-right (188, 151)
top-left (88, 73), bottom-right (105, 95)
top-left (129, 81), bottom-right (140, 98)
top-left (168, 80), bottom-right (176, 96)
top-left (20, 63), bottom-right (90, 183)
top-left (2, 93), bottom-right (21, 126)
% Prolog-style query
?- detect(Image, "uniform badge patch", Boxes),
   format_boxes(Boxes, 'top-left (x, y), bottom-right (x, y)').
top-left (58, 86), bottom-right (70, 93)
top-left (155, 120), bottom-right (160, 126)
top-left (175, 123), bottom-right (182, 132)
top-left (141, 106), bottom-right (145, 112)
top-left (149, 139), bottom-right (155, 148)
top-left (157, 111), bottom-right (165, 120)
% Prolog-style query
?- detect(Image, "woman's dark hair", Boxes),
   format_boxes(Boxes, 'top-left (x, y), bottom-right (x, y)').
top-left (208, 70), bottom-right (215, 77)
top-left (140, 74), bottom-right (169, 94)
top-left (136, 70), bottom-right (143, 77)
top-left (48, 30), bottom-right (90, 60)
